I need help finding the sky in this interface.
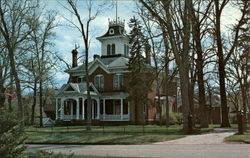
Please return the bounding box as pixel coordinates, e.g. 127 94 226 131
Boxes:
42 0 242 88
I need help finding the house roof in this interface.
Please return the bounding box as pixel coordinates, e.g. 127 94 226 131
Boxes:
96 20 127 40
65 56 129 75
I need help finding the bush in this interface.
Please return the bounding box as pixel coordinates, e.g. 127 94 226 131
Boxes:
0 109 26 158
169 112 183 125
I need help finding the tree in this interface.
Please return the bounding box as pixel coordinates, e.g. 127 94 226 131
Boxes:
0 0 39 123
139 0 193 133
65 0 106 130
21 11 57 126
0 46 9 108
128 17 153 124
188 0 214 128
213 0 249 127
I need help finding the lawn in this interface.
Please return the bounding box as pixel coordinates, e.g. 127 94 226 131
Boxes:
225 130 250 143
24 125 216 145
23 151 141 158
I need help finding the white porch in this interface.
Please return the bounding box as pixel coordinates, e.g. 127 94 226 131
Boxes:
55 97 130 122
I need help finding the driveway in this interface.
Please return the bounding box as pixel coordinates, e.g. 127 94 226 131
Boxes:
26 128 250 158
154 128 236 145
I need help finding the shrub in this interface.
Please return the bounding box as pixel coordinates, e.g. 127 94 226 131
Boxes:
169 112 183 125
0 109 26 158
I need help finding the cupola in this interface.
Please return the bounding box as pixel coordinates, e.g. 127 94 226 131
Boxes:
96 18 129 57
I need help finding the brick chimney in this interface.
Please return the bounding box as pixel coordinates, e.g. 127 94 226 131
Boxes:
72 49 78 68
145 43 151 65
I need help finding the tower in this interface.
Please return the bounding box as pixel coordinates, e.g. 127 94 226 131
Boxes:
96 18 129 57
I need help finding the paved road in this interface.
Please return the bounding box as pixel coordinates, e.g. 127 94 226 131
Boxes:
26 128 250 158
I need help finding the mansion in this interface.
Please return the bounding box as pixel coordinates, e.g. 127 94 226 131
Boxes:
56 19 139 124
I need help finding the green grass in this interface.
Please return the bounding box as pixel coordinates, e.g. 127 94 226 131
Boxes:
23 151 141 158
225 130 250 143
24 125 216 145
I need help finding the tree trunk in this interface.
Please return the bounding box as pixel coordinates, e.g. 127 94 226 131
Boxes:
189 81 195 126
189 0 208 128
39 79 43 127
8 48 23 123
31 79 37 125
85 47 92 131
165 71 170 127
215 1 230 127
180 67 191 132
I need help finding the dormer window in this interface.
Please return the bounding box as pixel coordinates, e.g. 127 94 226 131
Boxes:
109 28 114 35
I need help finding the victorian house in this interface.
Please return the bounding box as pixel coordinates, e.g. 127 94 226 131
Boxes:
55 19 132 124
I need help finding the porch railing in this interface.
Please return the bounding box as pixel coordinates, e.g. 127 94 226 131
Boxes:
100 114 129 121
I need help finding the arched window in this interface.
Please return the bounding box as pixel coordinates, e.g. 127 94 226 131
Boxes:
107 44 111 55
112 44 115 55
94 75 104 90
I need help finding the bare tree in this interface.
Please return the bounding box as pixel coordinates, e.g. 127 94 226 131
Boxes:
139 0 193 133
65 0 106 130
0 0 39 122
213 0 249 127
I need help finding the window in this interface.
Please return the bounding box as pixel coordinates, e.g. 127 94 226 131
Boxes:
94 75 104 90
112 44 115 55
114 74 123 90
124 44 127 56
107 44 111 55
127 45 129 55
109 28 114 35
124 44 129 56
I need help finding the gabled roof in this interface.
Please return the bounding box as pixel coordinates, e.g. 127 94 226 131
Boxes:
57 82 99 96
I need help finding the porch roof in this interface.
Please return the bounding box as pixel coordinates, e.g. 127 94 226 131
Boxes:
101 92 129 99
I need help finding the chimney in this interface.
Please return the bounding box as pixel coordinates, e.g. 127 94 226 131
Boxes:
145 43 151 65
93 54 100 60
72 49 78 68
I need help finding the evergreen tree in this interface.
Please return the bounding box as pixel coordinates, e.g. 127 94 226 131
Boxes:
128 17 153 124
0 109 26 158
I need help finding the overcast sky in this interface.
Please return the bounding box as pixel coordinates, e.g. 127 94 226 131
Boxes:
42 0 242 88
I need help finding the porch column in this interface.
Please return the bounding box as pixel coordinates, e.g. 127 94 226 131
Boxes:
61 99 64 120
56 98 58 120
121 99 123 120
76 98 79 120
82 97 85 120
103 99 106 120
71 101 73 119
97 99 100 119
